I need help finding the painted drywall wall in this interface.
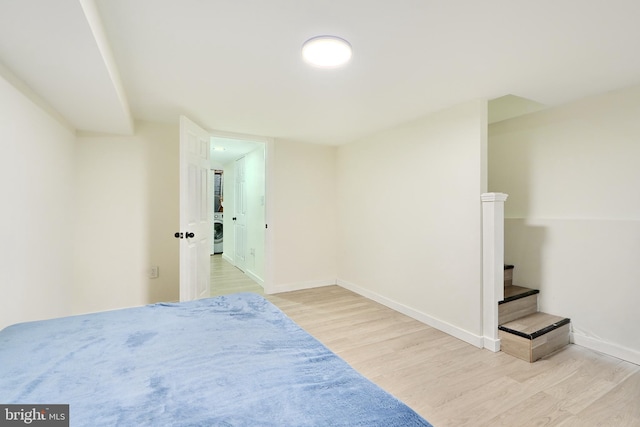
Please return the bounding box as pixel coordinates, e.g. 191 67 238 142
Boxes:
0 72 76 330
270 139 338 291
489 84 640 363
336 100 488 345
74 121 179 314
143 122 179 303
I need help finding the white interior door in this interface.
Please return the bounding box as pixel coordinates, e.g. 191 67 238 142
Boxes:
179 116 211 301
234 156 247 272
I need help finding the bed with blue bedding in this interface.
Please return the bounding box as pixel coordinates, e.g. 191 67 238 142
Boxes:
0 293 432 426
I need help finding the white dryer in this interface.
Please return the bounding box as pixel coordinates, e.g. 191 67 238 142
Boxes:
213 212 223 254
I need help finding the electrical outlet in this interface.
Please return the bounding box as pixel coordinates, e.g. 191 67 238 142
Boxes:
249 248 255 256
149 266 159 279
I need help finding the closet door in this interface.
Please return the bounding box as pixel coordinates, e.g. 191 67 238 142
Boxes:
233 156 247 272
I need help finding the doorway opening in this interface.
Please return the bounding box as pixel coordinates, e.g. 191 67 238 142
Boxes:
209 135 267 295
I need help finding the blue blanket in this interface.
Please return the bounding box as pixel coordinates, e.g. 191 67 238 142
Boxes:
0 293 432 426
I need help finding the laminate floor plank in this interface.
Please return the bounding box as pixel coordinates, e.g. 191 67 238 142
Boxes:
558 370 640 426
209 254 263 296
486 391 573 426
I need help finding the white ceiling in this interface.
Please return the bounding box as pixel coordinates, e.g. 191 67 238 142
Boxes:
1 0 640 144
210 136 263 166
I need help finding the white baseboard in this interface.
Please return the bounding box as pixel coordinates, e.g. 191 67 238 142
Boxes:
337 279 485 349
245 269 264 287
483 337 501 352
571 332 640 366
221 253 234 264
268 279 337 295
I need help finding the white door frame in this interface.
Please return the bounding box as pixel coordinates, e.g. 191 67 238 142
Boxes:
208 129 274 294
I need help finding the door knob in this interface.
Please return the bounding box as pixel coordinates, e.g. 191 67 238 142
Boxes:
186 232 195 238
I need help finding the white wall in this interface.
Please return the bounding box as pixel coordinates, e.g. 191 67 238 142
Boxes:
144 122 180 303
489 84 640 364
336 100 488 346
0 73 76 330
2 72 489 353
270 139 338 292
74 121 179 314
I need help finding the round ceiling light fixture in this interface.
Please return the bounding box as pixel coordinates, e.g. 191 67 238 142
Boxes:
302 35 352 68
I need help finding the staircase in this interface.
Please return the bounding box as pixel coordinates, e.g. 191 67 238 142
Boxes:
498 265 570 362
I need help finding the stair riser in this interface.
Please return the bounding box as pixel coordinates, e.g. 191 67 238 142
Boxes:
504 268 513 288
499 294 538 325
499 323 570 362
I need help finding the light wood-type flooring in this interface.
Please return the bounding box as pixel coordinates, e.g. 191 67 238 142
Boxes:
210 259 640 426
209 254 263 296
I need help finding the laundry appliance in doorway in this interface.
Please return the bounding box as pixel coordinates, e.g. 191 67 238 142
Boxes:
213 212 223 254
211 169 224 254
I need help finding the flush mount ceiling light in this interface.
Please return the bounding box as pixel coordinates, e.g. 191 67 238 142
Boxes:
302 35 352 68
